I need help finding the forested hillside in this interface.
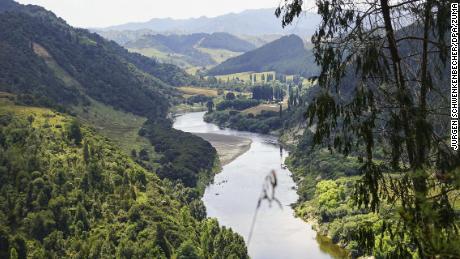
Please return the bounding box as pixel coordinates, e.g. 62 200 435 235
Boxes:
0 1 250 257
0 0 193 118
207 35 318 77
0 102 247 258
275 0 459 257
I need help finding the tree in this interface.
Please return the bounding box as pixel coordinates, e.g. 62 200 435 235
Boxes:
225 92 236 100
176 240 199 259
206 100 214 113
277 0 458 257
68 120 82 145
10 248 18 259
279 103 282 118
83 141 90 163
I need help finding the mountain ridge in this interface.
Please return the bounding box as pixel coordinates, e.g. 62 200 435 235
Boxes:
207 34 319 77
0 0 194 119
98 8 321 36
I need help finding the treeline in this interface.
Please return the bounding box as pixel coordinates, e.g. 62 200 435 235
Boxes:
207 35 318 77
252 85 285 101
186 94 213 105
0 106 248 258
205 110 282 134
216 99 260 111
140 119 218 188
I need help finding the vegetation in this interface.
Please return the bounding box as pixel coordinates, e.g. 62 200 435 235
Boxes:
252 85 275 101
278 0 459 257
0 2 251 258
205 110 282 134
198 32 256 52
0 104 248 258
124 32 255 68
140 120 218 189
177 87 218 97
216 99 260 111
207 35 318 77
0 1 193 119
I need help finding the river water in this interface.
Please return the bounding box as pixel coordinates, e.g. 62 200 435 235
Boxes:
173 112 337 259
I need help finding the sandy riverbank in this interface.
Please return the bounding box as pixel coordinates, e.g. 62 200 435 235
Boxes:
193 133 252 166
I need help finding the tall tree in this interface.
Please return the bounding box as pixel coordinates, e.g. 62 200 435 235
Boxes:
277 0 458 257
206 100 215 113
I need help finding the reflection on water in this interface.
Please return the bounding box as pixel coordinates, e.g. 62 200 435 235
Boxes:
316 234 350 258
173 112 347 259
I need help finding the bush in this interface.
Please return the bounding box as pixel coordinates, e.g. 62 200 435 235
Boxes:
216 99 260 111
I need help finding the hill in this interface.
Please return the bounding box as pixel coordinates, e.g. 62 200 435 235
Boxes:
123 32 256 68
0 0 194 119
207 34 318 77
0 101 248 258
99 8 321 36
0 1 250 257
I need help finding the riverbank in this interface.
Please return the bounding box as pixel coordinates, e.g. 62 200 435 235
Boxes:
194 132 252 166
173 112 337 259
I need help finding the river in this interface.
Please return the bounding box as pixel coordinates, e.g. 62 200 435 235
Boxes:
173 111 340 259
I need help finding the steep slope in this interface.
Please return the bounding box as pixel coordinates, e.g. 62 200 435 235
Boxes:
207 35 318 77
0 0 225 188
0 102 248 258
0 1 193 119
199 32 256 52
101 8 321 36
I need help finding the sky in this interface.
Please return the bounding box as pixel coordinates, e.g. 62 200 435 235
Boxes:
16 0 283 28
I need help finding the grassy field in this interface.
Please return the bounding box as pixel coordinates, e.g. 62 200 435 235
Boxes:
242 98 288 116
196 47 242 64
72 100 160 165
0 96 70 132
127 47 192 68
178 86 219 97
213 71 276 84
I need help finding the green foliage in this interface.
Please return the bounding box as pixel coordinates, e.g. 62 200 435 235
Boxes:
206 100 214 113
140 120 218 188
0 2 193 119
252 85 274 101
186 94 213 105
0 106 248 258
67 119 82 145
205 110 282 134
225 92 236 100
278 0 459 257
125 32 255 68
207 35 318 77
315 180 344 210
216 99 260 111
199 32 256 52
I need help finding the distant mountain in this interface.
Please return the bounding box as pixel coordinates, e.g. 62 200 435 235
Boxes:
0 0 194 118
123 32 256 68
93 29 155 45
99 8 321 36
198 32 256 52
207 35 318 77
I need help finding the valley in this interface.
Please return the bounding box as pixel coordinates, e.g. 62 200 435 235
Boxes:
1 0 459 258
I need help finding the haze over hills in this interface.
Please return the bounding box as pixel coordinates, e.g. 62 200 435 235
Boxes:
207 34 318 77
99 8 321 37
123 32 257 68
0 0 195 118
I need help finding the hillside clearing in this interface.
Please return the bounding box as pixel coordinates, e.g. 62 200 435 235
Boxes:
242 99 288 116
72 100 160 166
178 86 219 97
